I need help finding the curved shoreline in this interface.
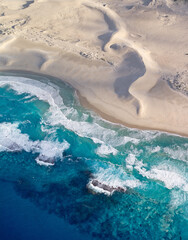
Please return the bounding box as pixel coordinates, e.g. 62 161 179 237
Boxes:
0 0 188 136
0 69 187 138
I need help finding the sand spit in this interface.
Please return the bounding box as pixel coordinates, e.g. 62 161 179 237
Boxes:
0 0 188 135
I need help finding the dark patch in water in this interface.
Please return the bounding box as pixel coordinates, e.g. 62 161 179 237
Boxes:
11 157 182 240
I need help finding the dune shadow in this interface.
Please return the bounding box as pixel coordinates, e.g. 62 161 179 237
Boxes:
98 13 117 51
22 0 34 9
114 52 146 98
142 0 152 6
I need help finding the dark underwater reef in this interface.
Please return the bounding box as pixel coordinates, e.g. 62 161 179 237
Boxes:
11 157 182 240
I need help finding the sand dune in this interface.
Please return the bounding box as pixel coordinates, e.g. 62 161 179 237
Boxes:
0 0 188 135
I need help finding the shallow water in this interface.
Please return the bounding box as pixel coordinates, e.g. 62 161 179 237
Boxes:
0 72 187 240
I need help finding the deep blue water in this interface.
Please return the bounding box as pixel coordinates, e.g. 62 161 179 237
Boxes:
0 72 187 240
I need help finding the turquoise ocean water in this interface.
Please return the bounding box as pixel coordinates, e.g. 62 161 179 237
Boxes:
0 72 187 240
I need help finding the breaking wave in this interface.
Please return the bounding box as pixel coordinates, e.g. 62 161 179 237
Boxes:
0 73 188 239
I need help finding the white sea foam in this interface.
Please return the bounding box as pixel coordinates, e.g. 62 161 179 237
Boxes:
148 169 188 191
35 140 70 159
134 160 188 192
0 122 69 165
150 146 161 153
164 146 188 162
35 158 55 166
87 181 115 196
0 76 141 156
0 122 33 152
123 136 140 145
0 145 8 152
124 151 188 192
126 154 137 171
87 165 141 195
96 144 118 156
170 190 188 207
0 76 63 107
125 152 146 171
1 75 188 199
129 129 161 142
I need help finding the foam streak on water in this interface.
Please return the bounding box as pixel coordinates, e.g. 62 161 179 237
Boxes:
0 122 69 164
0 73 188 240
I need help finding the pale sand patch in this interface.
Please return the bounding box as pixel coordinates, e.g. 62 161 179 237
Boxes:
0 0 188 135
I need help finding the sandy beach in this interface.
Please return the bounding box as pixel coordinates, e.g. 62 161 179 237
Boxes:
0 0 188 135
